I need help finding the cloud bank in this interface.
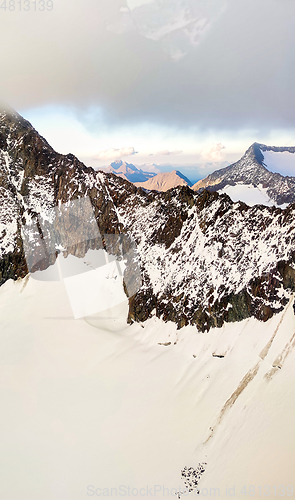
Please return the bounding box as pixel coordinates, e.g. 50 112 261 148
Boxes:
156 150 183 156
201 143 226 162
93 147 137 160
1 0 295 135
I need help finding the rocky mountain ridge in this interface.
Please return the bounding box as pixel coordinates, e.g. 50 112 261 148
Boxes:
1 108 295 331
193 142 295 206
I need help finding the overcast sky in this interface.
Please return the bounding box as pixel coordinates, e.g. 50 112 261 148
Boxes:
1 0 295 179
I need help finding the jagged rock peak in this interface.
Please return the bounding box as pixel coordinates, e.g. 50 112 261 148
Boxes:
193 142 295 206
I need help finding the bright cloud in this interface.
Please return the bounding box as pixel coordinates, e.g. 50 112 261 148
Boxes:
156 149 183 155
138 163 161 173
93 147 137 160
201 143 226 162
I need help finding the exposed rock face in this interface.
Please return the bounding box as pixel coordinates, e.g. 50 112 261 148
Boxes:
0 107 128 283
193 142 295 206
116 186 295 330
1 108 295 332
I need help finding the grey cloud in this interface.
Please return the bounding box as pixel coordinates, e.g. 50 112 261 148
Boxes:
107 0 225 60
0 0 295 134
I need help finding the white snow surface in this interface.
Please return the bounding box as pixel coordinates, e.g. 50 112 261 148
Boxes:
263 150 295 174
1 276 295 499
218 183 288 207
61 252 127 319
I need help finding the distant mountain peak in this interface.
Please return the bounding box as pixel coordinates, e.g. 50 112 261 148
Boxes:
134 169 192 192
110 160 139 172
106 160 156 183
193 142 295 206
110 159 125 169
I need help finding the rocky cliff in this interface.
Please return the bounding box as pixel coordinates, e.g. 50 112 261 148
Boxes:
1 108 295 331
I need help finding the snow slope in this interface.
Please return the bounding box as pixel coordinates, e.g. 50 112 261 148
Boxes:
1 275 295 499
218 183 288 207
263 150 295 175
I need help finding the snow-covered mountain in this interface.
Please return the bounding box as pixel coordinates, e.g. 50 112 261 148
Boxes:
2 107 295 498
105 159 157 183
134 169 192 191
193 142 295 206
1 108 295 333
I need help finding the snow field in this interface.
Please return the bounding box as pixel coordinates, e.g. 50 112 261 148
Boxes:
0 277 295 499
